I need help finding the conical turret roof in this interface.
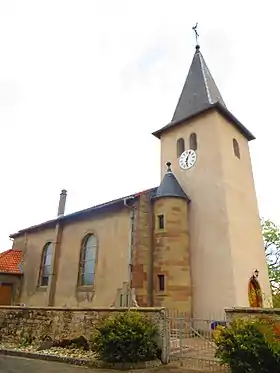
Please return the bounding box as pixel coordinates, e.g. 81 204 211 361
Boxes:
154 162 189 201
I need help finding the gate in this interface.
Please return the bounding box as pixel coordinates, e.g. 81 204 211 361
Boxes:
168 310 229 372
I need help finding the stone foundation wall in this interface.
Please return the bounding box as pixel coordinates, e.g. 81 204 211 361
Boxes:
225 307 280 322
0 306 169 363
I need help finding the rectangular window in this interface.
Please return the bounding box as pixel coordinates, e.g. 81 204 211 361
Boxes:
158 214 165 229
158 274 165 292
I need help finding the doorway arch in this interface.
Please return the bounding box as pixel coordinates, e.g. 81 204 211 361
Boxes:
248 276 263 308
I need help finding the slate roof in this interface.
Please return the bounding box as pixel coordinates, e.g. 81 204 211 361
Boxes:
10 187 158 238
154 162 189 201
0 249 23 274
152 46 255 141
172 45 226 122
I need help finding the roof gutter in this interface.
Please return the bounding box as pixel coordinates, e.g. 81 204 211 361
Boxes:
9 193 145 239
152 104 255 141
0 272 23 276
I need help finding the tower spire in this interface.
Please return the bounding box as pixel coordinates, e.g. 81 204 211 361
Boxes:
171 40 226 124
152 33 255 141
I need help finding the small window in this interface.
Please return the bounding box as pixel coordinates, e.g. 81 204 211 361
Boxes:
190 133 197 150
177 138 185 157
157 214 165 229
39 242 53 287
233 138 240 159
79 234 98 286
158 274 165 292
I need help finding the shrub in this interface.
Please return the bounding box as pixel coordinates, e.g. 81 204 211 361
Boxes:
214 317 280 373
91 311 160 363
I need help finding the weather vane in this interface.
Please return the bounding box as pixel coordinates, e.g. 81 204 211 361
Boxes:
192 23 199 47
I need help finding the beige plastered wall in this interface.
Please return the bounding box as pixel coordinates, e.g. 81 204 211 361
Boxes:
217 114 272 307
12 207 131 307
160 109 271 318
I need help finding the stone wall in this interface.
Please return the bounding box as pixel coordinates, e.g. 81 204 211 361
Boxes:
0 306 170 363
153 197 191 314
225 307 280 322
132 193 153 307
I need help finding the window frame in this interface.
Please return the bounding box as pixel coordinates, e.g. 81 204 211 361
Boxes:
78 233 98 287
157 214 165 230
176 138 185 158
233 138 240 159
39 242 53 287
157 274 165 292
189 133 197 151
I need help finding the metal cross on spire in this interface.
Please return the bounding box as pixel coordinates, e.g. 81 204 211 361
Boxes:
192 23 199 47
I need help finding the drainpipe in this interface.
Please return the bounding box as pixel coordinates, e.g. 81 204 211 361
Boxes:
147 198 154 306
123 196 135 286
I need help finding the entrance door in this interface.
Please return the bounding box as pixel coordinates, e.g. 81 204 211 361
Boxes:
0 284 13 305
249 277 263 308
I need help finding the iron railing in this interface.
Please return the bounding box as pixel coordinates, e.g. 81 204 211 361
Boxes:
168 310 229 372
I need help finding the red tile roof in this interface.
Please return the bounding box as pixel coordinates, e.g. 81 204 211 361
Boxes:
0 249 23 274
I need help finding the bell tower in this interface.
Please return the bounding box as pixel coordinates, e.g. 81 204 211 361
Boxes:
152 43 272 318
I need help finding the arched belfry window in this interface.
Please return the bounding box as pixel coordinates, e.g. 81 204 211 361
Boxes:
39 242 53 286
190 133 197 151
177 138 185 157
78 234 97 286
233 138 240 159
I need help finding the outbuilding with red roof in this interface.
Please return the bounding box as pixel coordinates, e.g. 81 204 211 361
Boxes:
0 249 23 305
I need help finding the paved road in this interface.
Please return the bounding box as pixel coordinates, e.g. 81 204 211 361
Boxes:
0 355 221 373
0 355 92 373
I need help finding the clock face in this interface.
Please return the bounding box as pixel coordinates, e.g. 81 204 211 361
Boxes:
179 149 197 170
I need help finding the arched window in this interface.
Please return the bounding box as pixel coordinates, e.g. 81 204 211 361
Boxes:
79 234 97 286
39 242 53 286
190 133 197 151
248 277 263 308
233 138 240 159
177 138 185 157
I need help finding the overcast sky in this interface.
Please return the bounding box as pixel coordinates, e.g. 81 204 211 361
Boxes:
0 1 279 251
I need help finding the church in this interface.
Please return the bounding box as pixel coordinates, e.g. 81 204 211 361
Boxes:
0 42 272 317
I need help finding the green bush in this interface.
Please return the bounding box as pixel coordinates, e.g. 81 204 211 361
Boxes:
214 317 280 373
91 311 160 363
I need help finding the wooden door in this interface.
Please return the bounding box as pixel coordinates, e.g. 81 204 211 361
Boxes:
0 284 13 305
249 278 263 308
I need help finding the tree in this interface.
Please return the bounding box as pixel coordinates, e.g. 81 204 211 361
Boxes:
261 218 280 307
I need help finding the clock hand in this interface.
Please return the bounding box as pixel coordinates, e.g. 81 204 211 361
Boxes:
185 154 190 166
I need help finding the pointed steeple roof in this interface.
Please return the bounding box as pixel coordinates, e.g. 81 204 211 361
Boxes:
172 45 226 123
152 46 255 141
154 162 189 201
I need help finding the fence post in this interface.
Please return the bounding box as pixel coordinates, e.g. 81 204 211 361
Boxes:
179 313 183 354
160 308 170 364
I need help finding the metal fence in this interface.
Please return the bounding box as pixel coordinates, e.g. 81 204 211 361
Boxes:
168 310 229 372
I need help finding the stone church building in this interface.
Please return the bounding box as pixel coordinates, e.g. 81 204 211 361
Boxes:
2 43 272 317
